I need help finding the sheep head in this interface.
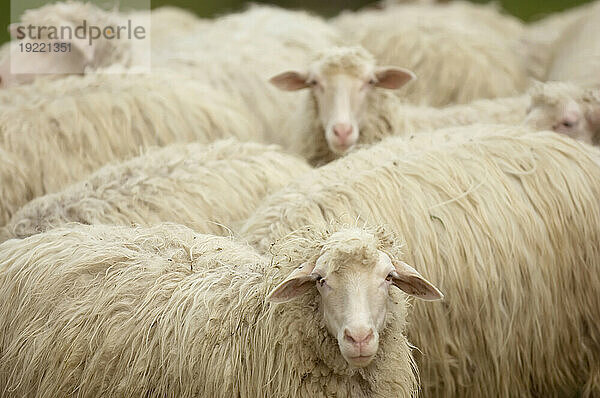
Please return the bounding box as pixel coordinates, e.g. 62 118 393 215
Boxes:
270 46 415 155
267 227 442 368
524 81 600 145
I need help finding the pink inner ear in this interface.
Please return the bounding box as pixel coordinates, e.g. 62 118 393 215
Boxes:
391 260 443 301
267 274 317 303
269 71 309 91
393 274 444 301
267 262 317 303
375 68 415 90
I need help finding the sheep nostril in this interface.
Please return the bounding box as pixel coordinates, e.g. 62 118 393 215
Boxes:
344 329 374 345
333 124 353 140
344 329 356 343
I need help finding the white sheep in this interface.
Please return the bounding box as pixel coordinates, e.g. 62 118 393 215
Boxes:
0 140 311 242
0 72 264 226
0 223 442 397
270 46 600 164
239 126 600 397
1 2 342 147
331 1 528 106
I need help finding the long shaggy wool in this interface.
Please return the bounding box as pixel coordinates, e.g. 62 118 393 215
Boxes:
240 126 600 397
333 1 528 106
0 72 263 226
0 140 311 242
0 223 419 397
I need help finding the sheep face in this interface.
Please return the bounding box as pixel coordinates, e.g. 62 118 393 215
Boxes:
524 83 600 145
270 47 415 155
267 228 442 368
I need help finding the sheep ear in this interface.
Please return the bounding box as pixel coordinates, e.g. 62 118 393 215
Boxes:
391 261 443 301
269 71 310 91
374 67 415 89
267 262 318 303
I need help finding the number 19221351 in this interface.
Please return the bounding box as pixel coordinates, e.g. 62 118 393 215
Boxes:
18 42 72 53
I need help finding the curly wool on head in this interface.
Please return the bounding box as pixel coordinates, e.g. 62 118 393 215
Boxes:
269 222 405 274
311 46 376 78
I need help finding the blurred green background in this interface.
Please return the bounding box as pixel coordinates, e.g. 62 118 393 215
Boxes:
0 0 594 44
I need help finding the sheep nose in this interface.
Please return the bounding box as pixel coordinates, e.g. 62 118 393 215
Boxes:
333 123 353 142
344 328 374 346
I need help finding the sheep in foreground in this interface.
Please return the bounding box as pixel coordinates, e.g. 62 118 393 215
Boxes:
271 47 600 164
332 2 528 106
240 126 600 397
0 72 263 226
0 223 442 397
0 140 311 242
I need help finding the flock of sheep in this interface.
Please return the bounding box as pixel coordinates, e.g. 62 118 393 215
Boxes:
0 0 599 396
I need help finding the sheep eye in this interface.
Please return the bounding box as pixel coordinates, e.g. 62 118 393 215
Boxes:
562 120 575 128
316 276 326 287
308 80 318 87
368 79 376 86
385 272 394 282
